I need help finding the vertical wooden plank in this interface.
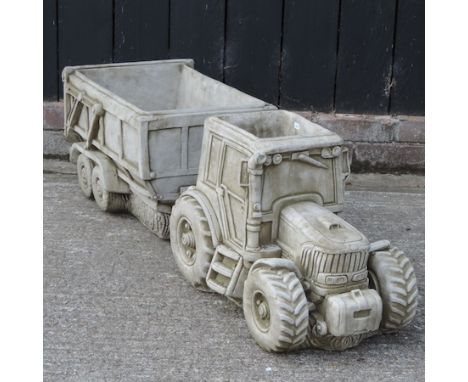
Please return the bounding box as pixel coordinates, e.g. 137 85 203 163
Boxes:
280 0 340 111
224 0 283 104
114 0 170 63
170 0 225 81
44 0 58 100
335 0 397 114
390 0 424 115
58 0 114 98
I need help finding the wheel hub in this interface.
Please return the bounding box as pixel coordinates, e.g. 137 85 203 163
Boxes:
181 229 196 248
257 302 268 319
253 291 270 331
178 219 196 265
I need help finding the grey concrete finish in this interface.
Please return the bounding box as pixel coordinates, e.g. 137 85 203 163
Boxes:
44 162 424 381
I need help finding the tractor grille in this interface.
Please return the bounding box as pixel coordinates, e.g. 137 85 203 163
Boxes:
300 247 368 280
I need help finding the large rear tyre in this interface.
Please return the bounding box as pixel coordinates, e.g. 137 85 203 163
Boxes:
243 269 309 352
368 247 418 331
77 154 93 199
91 167 127 213
169 196 214 289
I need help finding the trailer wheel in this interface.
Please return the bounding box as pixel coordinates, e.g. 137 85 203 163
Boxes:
77 154 93 199
243 268 309 352
368 247 418 331
170 196 214 289
91 167 126 213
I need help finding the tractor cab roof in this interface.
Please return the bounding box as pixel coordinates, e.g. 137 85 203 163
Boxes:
206 110 343 154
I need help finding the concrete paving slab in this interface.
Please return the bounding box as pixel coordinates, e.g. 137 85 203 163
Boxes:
44 168 424 382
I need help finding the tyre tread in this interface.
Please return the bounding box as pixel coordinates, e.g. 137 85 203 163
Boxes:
369 247 418 331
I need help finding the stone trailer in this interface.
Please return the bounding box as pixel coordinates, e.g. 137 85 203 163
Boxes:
63 59 275 238
64 60 418 353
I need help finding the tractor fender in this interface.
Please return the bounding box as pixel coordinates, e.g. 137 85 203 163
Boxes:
70 143 130 194
248 258 303 280
180 187 221 247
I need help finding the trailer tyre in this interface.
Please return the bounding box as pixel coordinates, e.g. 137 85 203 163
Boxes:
368 247 418 331
91 167 127 213
170 196 214 289
77 154 94 199
243 269 309 352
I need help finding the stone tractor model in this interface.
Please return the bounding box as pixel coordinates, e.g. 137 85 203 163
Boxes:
170 111 418 352
64 60 418 353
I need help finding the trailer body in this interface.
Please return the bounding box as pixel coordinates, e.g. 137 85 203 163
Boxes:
64 59 276 206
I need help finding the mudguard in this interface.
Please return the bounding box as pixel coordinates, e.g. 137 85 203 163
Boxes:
248 258 303 280
181 187 222 247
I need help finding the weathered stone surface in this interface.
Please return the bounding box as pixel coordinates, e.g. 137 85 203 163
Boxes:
43 101 64 130
349 143 425 174
44 169 424 381
346 173 424 193
310 113 398 143
396 116 425 143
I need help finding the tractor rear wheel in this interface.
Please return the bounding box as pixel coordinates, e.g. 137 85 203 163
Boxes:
77 154 93 199
368 247 418 331
243 268 309 352
91 167 127 213
170 196 214 290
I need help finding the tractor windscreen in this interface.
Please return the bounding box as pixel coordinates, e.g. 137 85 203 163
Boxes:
260 156 340 213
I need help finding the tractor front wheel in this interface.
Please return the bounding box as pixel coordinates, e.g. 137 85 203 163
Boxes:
368 247 418 331
243 268 309 352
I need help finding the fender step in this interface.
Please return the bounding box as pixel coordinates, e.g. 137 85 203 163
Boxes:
206 245 244 297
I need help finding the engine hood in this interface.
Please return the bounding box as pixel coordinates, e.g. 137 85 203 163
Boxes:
278 201 369 253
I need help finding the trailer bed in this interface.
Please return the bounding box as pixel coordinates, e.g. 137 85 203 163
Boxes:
63 59 276 203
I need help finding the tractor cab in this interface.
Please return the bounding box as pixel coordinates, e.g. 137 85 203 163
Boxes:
195 110 350 259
